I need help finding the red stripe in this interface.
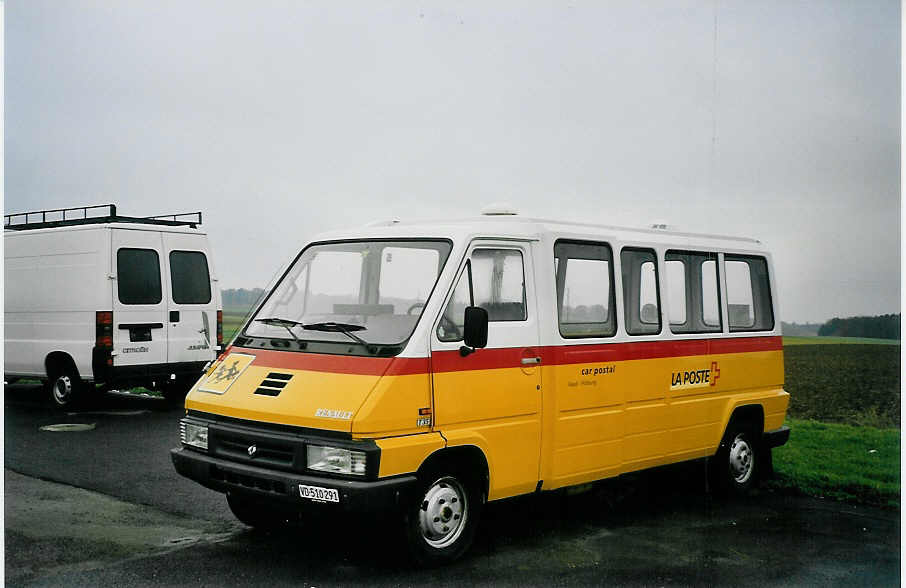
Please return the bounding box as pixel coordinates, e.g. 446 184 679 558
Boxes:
228 336 782 376
229 347 428 376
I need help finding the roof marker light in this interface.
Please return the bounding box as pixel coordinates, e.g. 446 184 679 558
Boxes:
481 203 519 216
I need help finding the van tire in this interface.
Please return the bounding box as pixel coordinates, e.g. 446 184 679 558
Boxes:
710 424 759 495
46 361 82 409
162 377 193 404
226 494 294 530
404 466 482 567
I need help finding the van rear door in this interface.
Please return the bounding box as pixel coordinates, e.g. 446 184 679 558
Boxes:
162 233 217 365
111 229 168 370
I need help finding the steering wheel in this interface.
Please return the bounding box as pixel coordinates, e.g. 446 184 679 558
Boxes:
407 302 426 315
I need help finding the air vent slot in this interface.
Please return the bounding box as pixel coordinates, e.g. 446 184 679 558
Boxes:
254 372 292 396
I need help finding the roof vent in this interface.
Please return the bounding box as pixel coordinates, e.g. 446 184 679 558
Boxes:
481 203 519 216
364 218 401 227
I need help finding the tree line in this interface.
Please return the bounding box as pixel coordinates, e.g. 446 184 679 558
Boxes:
817 314 900 340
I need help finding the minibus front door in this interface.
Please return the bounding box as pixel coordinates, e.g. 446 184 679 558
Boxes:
431 242 542 500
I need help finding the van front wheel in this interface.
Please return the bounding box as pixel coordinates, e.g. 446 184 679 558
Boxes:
405 469 482 566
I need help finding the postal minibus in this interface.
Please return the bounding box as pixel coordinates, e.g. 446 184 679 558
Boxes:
171 211 790 565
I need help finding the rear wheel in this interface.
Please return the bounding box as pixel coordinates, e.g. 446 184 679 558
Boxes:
227 494 295 530
711 424 759 495
46 362 83 409
404 467 482 567
162 377 194 404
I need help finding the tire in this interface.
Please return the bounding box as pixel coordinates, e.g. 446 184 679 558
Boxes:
162 377 194 405
711 424 759 495
404 467 482 567
46 361 83 409
227 494 294 530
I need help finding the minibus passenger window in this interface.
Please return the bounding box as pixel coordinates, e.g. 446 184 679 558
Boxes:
726 255 774 331
621 248 660 335
666 251 722 334
701 260 720 327
726 260 754 328
666 260 687 326
471 249 526 321
117 248 162 305
554 241 616 338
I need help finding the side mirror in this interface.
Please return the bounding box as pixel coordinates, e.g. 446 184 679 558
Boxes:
461 306 488 356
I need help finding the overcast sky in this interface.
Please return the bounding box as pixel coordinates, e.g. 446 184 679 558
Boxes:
5 1 900 323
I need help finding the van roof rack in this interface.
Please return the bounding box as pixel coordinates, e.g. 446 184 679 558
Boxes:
4 204 203 231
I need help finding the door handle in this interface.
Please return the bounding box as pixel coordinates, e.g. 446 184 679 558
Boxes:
521 357 541 365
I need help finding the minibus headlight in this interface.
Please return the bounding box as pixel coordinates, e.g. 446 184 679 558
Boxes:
180 420 208 451
307 445 366 476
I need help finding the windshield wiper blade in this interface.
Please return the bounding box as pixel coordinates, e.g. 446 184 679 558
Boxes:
302 322 371 348
254 317 304 346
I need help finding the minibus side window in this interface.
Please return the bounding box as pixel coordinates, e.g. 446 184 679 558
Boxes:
117 248 162 305
726 255 774 331
437 261 473 342
621 248 661 335
666 250 722 334
471 249 527 321
554 241 616 338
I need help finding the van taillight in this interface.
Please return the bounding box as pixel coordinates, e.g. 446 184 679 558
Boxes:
96 311 113 349
217 310 223 346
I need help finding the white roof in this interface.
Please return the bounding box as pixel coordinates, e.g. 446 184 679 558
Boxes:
310 214 768 254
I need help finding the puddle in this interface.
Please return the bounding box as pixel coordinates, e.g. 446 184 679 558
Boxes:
40 423 97 432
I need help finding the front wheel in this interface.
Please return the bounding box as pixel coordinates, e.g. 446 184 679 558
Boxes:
404 469 482 567
711 426 759 495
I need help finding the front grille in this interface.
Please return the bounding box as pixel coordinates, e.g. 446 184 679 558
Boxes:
216 433 295 468
255 372 292 396
211 466 287 495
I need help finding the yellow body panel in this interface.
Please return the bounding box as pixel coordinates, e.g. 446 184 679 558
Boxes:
188 341 788 502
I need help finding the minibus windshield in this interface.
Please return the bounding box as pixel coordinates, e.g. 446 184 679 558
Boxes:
243 240 452 353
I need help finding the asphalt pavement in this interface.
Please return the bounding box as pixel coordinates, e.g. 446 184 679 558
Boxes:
5 382 901 586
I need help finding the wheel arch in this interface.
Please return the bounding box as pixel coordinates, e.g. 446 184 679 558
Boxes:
45 351 80 380
418 444 490 501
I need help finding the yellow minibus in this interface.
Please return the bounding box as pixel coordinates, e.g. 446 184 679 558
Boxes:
172 211 789 565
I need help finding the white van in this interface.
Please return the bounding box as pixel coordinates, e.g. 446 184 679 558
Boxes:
4 205 223 407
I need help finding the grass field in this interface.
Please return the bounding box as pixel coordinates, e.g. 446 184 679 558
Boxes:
768 418 900 509
783 335 900 345
783 343 900 428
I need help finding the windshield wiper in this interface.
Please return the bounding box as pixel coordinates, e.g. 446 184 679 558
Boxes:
254 317 304 346
302 322 372 348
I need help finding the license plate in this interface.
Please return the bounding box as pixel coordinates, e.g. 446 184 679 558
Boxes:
298 484 339 503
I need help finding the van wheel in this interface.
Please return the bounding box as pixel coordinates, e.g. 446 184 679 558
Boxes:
47 363 82 409
711 425 759 495
162 378 193 404
227 494 294 530
404 468 482 566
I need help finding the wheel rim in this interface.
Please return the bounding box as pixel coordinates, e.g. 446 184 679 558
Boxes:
418 476 468 549
52 375 73 405
728 433 754 484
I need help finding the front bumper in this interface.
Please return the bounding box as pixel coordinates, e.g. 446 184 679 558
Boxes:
171 447 417 513
762 425 791 448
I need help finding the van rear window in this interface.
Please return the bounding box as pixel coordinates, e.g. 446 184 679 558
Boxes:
170 251 212 304
117 248 162 305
